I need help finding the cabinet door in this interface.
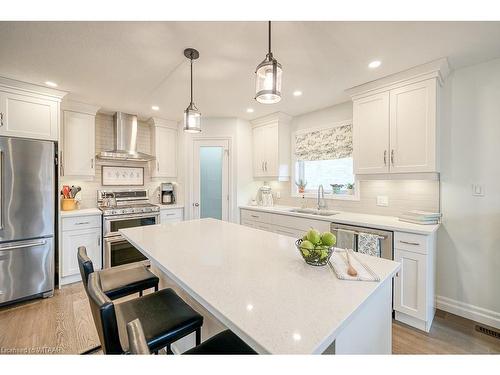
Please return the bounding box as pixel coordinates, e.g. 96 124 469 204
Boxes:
353 92 390 174
252 126 265 177
262 123 279 176
152 127 177 178
62 228 101 278
63 111 95 177
0 91 58 140
393 248 427 320
389 79 437 173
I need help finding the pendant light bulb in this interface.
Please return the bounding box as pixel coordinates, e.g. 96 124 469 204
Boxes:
255 21 282 104
183 48 201 133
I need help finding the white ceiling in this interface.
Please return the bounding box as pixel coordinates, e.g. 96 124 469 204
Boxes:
1 21 500 121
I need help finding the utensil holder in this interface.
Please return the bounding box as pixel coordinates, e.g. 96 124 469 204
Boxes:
61 198 77 211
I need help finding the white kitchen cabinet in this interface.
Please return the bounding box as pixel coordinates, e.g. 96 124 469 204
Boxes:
149 117 178 178
352 92 390 174
348 59 449 175
0 77 65 141
60 212 102 286
251 112 291 180
61 101 100 177
393 231 436 332
160 207 184 224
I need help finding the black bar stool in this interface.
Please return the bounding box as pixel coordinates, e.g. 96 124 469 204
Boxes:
127 318 256 355
78 246 159 300
86 271 203 354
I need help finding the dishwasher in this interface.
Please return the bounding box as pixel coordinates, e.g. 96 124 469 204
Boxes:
330 222 394 260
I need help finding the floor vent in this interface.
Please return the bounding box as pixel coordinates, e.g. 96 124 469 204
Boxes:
475 324 500 339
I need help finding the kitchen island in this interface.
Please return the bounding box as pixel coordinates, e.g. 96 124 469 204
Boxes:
120 218 400 354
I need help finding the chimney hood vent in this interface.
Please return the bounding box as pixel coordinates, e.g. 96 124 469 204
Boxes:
98 112 155 162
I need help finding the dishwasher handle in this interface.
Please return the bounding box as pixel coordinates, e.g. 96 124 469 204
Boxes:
336 227 387 240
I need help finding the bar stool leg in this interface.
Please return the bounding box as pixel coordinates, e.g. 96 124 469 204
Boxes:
154 285 159 292
195 328 201 346
166 344 173 354
139 290 143 297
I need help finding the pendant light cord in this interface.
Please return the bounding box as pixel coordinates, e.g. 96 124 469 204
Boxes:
268 21 271 55
190 55 194 104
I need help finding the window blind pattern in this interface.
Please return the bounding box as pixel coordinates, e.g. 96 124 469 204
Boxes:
294 124 353 161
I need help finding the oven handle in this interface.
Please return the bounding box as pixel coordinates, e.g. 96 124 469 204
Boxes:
103 213 160 222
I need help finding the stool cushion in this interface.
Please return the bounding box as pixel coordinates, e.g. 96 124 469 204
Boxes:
116 288 203 352
99 264 159 300
185 330 256 355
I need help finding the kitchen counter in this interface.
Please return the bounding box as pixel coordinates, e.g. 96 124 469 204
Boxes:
239 205 439 235
156 204 184 210
60 208 102 217
120 218 400 354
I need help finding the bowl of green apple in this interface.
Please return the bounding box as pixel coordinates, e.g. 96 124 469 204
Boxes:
296 229 336 266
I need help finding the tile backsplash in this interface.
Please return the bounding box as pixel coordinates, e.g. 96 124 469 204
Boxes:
268 179 440 217
61 113 178 208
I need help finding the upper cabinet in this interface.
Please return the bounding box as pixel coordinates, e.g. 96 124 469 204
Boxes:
149 117 178 178
61 101 100 178
0 77 66 141
347 58 449 175
251 112 291 180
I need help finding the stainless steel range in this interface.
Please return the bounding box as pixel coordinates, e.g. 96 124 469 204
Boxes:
98 189 160 268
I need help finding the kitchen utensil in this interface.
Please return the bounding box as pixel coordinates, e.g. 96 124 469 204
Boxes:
62 185 70 199
345 250 358 277
70 186 78 199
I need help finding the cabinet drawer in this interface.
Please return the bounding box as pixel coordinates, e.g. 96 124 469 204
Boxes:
160 209 183 220
240 209 272 224
271 214 330 233
62 215 101 231
394 232 428 254
273 226 303 238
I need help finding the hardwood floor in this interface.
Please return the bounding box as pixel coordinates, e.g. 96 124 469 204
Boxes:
0 282 499 354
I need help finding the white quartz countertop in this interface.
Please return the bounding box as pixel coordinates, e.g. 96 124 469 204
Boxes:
60 208 102 217
239 205 439 235
120 218 400 354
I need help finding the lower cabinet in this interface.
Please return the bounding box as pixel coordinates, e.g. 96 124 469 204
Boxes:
160 208 184 224
60 213 102 286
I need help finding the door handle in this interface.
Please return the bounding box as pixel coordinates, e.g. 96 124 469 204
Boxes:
391 149 395 165
384 150 387 166
193 203 199 207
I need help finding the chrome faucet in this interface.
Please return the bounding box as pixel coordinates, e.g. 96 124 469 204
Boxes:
317 185 327 210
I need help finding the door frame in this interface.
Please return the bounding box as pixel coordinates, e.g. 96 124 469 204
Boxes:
189 137 233 222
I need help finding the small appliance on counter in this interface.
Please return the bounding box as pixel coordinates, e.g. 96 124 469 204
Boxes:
259 185 274 207
161 182 176 205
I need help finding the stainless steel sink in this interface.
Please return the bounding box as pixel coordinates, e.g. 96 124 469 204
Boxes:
289 208 340 217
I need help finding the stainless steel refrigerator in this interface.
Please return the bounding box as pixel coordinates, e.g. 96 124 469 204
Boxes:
0 136 55 305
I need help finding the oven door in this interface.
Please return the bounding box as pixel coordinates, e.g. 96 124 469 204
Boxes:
103 213 159 237
104 235 148 268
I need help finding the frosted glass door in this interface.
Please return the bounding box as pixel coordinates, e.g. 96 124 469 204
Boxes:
200 147 223 219
192 139 229 221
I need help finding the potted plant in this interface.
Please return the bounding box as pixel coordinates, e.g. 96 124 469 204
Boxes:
295 179 307 194
330 184 344 194
346 183 355 195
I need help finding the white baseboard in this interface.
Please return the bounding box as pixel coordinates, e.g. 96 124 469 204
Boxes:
436 295 500 329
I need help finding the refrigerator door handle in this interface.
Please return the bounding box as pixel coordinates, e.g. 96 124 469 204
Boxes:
0 239 47 251
0 149 2 230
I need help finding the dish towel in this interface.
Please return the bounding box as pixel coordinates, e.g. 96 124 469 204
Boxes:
329 248 380 282
357 233 381 257
336 229 355 250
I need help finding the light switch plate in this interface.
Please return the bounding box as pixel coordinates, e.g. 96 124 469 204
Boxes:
376 195 389 207
472 184 485 197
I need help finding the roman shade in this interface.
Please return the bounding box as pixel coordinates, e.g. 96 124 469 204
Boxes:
294 123 353 161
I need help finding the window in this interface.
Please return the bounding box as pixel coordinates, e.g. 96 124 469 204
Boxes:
293 122 357 199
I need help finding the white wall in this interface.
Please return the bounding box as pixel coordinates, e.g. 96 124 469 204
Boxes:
437 57 500 327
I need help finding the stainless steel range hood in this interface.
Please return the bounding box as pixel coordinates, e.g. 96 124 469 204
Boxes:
98 112 155 162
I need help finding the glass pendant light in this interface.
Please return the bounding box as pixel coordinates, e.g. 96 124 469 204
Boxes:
255 21 282 104
183 48 201 133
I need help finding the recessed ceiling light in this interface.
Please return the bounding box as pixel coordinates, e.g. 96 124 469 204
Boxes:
293 90 303 97
246 108 254 113
368 60 381 69
45 81 58 87
151 105 159 111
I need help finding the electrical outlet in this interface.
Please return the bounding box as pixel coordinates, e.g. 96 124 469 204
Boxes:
376 195 389 207
472 184 485 197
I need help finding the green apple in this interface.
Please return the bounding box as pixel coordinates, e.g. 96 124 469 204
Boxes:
306 229 321 245
319 249 329 260
321 232 336 247
300 240 314 251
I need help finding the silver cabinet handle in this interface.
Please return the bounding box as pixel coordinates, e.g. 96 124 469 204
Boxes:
164 213 177 216
97 236 101 246
60 151 64 176
384 150 387 166
399 240 420 246
391 149 395 165
91 158 94 169
74 221 90 225
0 112 4 127
265 161 267 171
157 161 160 172
250 214 259 218
261 162 264 171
